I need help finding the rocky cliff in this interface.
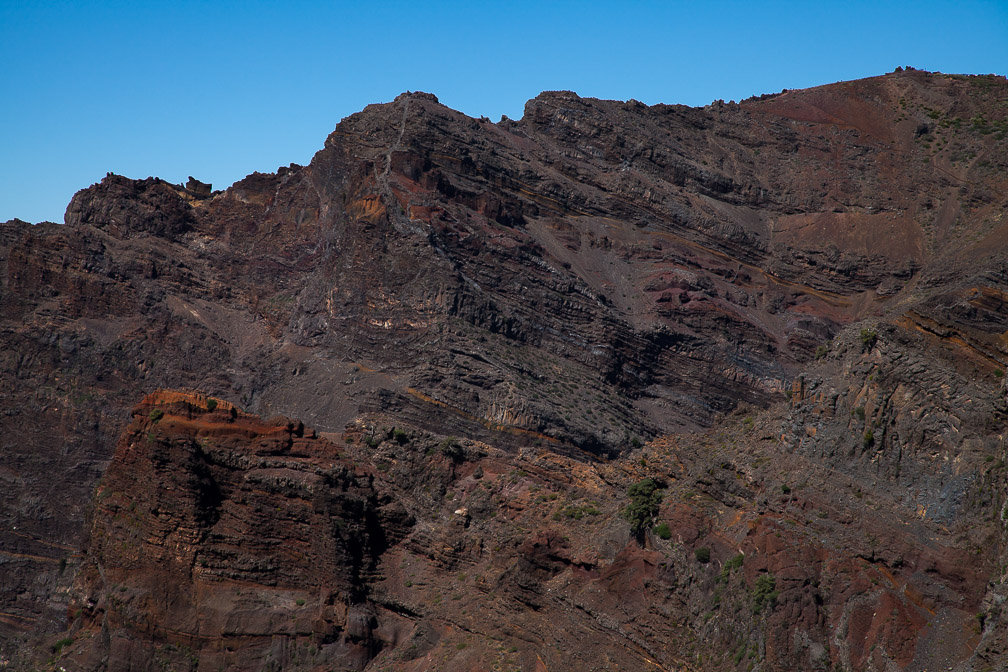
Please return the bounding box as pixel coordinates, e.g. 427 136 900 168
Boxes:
65 391 411 670
2 68 1008 670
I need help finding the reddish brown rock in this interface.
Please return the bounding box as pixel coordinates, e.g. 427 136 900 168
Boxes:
63 391 412 671
3 69 1008 671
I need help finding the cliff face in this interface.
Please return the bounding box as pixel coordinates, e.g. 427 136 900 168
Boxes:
2 68 1008 670
58 380 1008 672
66 392 411 671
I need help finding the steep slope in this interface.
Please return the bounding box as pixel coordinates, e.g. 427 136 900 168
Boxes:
62 392 411 671
49 369 1008 672
2 68 1008 670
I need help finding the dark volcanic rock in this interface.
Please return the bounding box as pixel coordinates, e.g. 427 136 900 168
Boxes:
64 174 195 239
3 69 1008 671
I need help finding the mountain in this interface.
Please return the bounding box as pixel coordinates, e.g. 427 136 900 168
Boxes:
2 67 1007 670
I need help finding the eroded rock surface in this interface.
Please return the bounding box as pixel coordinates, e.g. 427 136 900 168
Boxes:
66 391 411 671
3 69 1008 670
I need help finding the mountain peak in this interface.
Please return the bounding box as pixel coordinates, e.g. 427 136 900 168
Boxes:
5 70 1008 671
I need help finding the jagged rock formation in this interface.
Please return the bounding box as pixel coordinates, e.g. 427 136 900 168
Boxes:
2 68 1008 670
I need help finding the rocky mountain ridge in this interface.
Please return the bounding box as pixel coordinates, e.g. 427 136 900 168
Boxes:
2 68 1008 670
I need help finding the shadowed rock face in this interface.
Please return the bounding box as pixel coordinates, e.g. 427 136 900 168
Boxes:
2 69 1008 670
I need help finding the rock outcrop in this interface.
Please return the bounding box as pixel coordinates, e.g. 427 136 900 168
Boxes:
3 69 1008 670
64 391 412 671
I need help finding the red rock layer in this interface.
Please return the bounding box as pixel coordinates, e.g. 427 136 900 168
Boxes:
67 391 411 671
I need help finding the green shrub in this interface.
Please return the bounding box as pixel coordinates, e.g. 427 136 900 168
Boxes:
721 552 744 581
654 522 672 539
295 598 306 606
815 344 829 360
52 636 73 653
392 428 409 445
206 398 218 412
149 409 164 423
733 641 746 664
854 406 866 421
695 546 711 563
780 484 791 495
555 503 600 520
623 477 665 539
863 430 875 449
860 328 877 351
440 438 464 461
751 573 779 614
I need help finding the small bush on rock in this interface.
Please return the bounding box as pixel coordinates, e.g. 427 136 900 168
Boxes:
751 573 779 614
624 477 665 540
440 438 464 461
860 328 877 351
721 552 744 581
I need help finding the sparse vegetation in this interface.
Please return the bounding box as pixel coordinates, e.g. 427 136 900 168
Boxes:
751 573 779 614
860 329 877 351
13 70 1008 671
623 477 665 539
440 437 464 461
733 641 747 664
555 502 600 520
721 552 744 581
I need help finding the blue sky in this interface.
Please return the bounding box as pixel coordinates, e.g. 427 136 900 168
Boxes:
2 1 1006 224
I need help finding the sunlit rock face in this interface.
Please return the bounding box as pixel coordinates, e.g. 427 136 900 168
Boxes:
4 69 1008 671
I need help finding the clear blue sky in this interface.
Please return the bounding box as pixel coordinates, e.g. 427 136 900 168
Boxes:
2 1 1006 223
